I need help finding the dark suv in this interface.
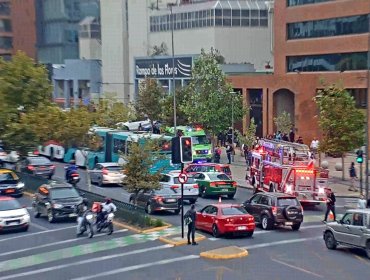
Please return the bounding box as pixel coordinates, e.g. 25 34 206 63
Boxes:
242 193 303 231
32 183 83 223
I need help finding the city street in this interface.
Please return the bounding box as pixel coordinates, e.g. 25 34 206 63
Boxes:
1 196 369 279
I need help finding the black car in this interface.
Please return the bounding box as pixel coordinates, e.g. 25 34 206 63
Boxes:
129 188 181 215
242 193 303 231
32 183 83 223
0 168 25 197
20 156 55 179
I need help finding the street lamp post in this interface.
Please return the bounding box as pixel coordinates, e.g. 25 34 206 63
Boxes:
169 3 176 133
231 92 236 162
366 15 370 200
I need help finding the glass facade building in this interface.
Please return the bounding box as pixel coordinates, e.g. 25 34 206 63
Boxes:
150 0 268 32
35 0 99 64
287 0 332 6
0 0 11 60
288 14 369 39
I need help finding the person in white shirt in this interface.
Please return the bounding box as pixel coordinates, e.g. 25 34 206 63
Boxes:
310 137 319 157
357 195 367 209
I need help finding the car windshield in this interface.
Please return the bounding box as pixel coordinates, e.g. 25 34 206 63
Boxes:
208 173 230 181
105 166 122 172
277 198 299 207
174 177 196 184
0 172 18 183
221 207 247 215
192 135 210 145
29 157 50 165
154 188 177 195
50 188 80 199
0 199 21 211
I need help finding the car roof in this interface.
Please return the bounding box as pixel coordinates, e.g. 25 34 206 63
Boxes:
42 182 74 189
206 203 243 208
347 209 370 214
188 163 229 167
198 172 225 175
98 162 120 167
257 192 297 198
0 196 14 201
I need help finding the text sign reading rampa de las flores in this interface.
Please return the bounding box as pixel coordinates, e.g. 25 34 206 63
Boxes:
135 56 193 79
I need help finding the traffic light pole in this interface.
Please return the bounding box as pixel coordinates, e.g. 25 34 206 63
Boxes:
360 162 363 195
181 162 184 238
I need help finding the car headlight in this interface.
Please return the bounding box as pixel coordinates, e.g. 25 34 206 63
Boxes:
16 182 25 189
318 187 325 194
22 214 30 222
52 203 63 209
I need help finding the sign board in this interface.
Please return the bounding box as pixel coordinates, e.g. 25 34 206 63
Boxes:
135 56 193 79
178 173 188 184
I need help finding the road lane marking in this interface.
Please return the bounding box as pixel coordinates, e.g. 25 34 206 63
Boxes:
71 255 200 280
271 258 324 278
0 244 173 280
30 223 49 231
0 227 181 273
0 229 128 257
0 225 77 243
243 236 322 250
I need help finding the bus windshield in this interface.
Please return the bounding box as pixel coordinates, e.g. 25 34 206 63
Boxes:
192 135 210 145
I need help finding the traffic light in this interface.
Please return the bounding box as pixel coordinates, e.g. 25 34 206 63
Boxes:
171 137 181 164
180 136 193 163
356 149 363 163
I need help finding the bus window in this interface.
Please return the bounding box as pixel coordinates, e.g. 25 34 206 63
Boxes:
113 139 126 154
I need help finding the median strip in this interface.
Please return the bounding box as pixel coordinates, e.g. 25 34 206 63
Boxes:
200 246 248 260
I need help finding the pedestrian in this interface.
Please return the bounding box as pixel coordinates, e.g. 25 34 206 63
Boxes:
243 144 249 162
184 204 197 245
227 128 233 144
296 136 304 144
357 194 367 209
289 129 295 143
217 132 223 147
138 123 143 131
214 146 221 163
282 133 289 141
76 198 88 236
323 188 336 222
226 142 233 164
349 162 358 192
310 137 319 157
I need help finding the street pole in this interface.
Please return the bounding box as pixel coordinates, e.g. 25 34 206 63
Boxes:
181 162 184 238
366 16 370 200
169 4 176 133
231 92 235 162
360 161 363 195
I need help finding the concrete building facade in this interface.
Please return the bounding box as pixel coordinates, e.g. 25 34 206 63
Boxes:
228 0 370 143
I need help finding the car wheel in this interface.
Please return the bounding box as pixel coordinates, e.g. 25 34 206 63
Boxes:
23 225 29 232
212 224 220 238
291 223 301 231
145 203 153 214
245 231 253 238
365 241 370 259
33 206 40 218
189 199 197 204
261 215 274 230
200 189 207 199
227 193 235 199
47 210 55 223
174 209 180 215
324 231 337 250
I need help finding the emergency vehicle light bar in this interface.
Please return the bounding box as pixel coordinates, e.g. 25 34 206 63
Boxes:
295 169 314 174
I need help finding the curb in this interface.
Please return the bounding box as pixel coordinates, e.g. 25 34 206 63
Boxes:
200 246 248 260
159 233 206 247
141 224 171 234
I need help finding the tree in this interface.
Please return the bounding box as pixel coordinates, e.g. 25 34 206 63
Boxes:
273 111 293 134
314 84 365 180
181 48 245 137
134 78 166 131
237 118 257 149
123 139 164 203
0 51 52 134
150 42 168 56
160 88 188 126
92 98 133 128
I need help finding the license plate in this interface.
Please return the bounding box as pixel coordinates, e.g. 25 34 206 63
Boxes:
69 213 77 217
7 222 19 226
238 226 247 230
221 189 229 192
285 222 293 226
166 199 176 203
5 189 15 194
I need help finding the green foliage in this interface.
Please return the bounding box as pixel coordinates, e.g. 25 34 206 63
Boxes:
273 111 293 134
181 48 245 136
161 88 189 126
93 98 133 128
123 139 164 199
0 52 52 134
150 42 168 56
237 118 257 148
314 85 365 156
150 218 164 227
135 78 166 130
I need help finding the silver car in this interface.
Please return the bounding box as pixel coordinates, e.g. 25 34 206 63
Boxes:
89 163 126 187
159 172 199 204
323 209 370 259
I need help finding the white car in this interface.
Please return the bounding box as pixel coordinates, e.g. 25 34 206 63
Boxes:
159 172 199 204
116 119 151 131
0 147 7 161
0 196 30 232
89 162 126 187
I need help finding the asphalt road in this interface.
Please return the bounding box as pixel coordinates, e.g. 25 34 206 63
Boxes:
1 195 369 280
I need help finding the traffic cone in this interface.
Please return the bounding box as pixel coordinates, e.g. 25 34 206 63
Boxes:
218 196 222 204
329 210 334 221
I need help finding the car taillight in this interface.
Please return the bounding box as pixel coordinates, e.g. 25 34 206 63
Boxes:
153 195 163 202
50 165 55 169
232 182 237 187
272 206 278 216
193 184 199 189
27 165 35 171
247 216 254 222
210 182 217 187
170 185 179 190
102 168 108 175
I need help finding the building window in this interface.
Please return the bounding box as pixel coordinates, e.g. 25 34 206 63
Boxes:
287 52 368 72
347 89 367 109
0 19 11 32
288 14 369 39
0 2 10 16
287 0 332 6
0 36 12 49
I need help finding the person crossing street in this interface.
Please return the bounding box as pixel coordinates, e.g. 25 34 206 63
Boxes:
323 188 336 222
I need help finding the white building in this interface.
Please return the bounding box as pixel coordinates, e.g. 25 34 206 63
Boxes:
100 0 273 103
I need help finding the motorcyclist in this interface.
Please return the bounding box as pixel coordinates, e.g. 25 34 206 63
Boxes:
65 160 78 181
76 198 89 237
97 197 117 225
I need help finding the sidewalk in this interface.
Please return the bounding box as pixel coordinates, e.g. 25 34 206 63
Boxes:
219 148 364 198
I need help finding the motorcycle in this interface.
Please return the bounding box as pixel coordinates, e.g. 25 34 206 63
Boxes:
79 210 94 238
65 166 80 186
96 212 114 235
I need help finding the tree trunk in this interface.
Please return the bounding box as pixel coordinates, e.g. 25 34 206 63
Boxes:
341 155 345 181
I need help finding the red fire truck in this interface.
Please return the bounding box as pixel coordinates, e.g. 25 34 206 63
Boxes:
248 139 328 204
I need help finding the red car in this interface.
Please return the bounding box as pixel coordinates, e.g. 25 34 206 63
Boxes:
184 163 232 178
195 203 255 238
